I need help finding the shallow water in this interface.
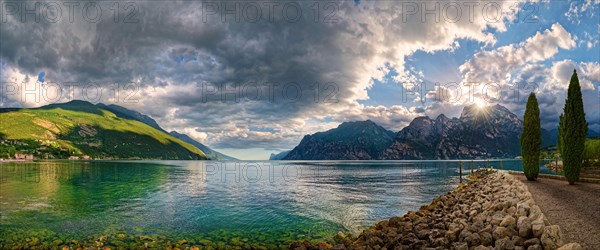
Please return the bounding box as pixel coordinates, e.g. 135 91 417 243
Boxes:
0 160 546 247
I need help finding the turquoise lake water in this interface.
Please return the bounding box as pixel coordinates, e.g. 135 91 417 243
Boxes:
0 160 548 248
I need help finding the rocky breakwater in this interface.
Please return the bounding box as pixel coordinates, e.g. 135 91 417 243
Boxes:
291 170 583 250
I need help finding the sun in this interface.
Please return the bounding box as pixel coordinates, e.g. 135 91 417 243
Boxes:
473 98 487 109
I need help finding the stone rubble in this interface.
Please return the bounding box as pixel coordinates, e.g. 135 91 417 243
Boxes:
291 170 584 250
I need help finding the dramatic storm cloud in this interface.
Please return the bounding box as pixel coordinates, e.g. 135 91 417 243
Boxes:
1 0 598 159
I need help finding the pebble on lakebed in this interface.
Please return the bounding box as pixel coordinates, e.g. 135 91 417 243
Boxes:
291 169 584 250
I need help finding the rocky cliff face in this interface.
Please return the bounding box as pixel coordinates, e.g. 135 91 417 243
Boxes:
382 104 523 159
283 120 396 160
283 104 551 160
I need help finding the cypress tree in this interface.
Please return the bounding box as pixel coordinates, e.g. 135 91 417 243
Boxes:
560 69 588 184
558 114 564 154
521 93 541 180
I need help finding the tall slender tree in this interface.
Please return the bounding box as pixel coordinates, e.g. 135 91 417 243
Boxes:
558 114 565 154
521 93 541 180
559 69 588 184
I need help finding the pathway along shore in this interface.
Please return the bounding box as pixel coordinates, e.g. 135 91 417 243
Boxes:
518 176 600 249
292 170 583 250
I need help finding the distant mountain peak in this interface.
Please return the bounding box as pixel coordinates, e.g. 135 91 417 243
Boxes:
339 119 377 127
460 103 516 120
64 100 95 105
43 99 103 115
409 116 433 127
435 114 448 121
283 119 396 160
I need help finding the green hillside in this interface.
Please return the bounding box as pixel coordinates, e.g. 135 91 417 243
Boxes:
0 101 206 160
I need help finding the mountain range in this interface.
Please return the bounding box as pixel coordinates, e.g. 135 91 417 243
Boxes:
283 120 397 160
2 101 593 161
0 100 235 160
282 104 569 160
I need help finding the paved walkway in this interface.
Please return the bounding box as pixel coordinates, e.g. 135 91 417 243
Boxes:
519 176 600 250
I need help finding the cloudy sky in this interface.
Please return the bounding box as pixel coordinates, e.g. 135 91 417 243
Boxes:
1 0 599 159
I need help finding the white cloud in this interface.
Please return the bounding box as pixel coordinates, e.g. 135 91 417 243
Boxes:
7 1 599 154
460 23 575 85
180 128 208 143
566 0 600 23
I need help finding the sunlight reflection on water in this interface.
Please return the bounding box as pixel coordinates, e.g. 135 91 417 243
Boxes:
0 160 541 243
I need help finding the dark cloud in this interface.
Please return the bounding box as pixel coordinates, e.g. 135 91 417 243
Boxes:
2 0 597 152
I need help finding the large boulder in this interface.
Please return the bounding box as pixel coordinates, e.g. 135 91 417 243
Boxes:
517 216 533 238
531 219 545 238
528 205 543 221
452 242 469 250
494 237 515 250
527 244 542 250
464 232 481 246
523 238 541 248
540 225 564 250
500 215 517 229
480 232 493 246
516 202 531 217
414 223 430 240
493 226 515 241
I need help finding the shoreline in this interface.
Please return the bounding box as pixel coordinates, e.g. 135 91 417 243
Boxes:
0 159 33 163
293 169 582 250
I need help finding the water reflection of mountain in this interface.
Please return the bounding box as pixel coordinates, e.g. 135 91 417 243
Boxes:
0 161 169 237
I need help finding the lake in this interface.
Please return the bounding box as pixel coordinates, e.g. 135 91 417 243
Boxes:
0 160 547 248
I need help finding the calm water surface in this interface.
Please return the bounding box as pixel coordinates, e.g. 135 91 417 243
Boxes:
0 160 544 246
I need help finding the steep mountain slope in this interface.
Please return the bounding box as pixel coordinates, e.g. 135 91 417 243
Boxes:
96 103 234 160
269 150 291 160
96 103 166 132
0 100 206 160
382 104 523 159
283 120 396 160
169 131 237 160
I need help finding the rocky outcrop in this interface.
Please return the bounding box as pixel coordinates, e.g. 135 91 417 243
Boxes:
291 170 580 250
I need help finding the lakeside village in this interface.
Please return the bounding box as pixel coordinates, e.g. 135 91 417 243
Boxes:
0 139 92 161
